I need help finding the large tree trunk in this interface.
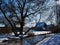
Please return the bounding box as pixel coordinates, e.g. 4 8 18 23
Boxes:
20 20 24 35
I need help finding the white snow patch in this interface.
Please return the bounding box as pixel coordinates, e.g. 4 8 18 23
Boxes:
0 38 8 42
33 31 51 35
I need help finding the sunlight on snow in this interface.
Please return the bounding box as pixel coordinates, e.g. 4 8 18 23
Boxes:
33 31 51 35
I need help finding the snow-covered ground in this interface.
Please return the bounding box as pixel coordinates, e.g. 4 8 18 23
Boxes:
36 33 60 45
0 34 9 42
0 33 60 45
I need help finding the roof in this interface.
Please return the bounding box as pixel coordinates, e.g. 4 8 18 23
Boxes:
34 22 47 31
36 22 47 27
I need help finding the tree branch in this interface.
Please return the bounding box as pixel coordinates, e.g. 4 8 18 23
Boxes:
24 15 41 35
0 8 15 32
5 3 21 25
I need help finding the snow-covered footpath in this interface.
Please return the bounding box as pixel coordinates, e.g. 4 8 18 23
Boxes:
36 33 60 45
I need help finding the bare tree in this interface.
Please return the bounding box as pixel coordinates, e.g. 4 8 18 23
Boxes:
0 0 47 36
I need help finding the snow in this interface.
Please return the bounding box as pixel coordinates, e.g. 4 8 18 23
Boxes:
36 34 60 45
25 35 45 45
0 38 8 42
0 33 60 45
32 31 51 35
0 34 9 42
